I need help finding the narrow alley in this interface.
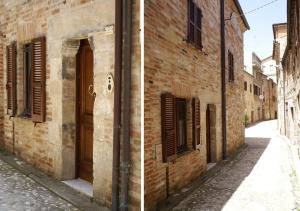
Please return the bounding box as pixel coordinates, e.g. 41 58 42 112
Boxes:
172 120 300 211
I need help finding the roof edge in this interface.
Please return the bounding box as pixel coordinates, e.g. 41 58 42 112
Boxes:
233 0 250 30
272 22 287 39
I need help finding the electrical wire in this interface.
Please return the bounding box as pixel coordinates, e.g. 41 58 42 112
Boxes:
241 0 280 17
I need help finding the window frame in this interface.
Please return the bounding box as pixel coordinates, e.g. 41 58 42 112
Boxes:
175 98 188 154
187 0 203 50
22 43 32 118
228 51 234 82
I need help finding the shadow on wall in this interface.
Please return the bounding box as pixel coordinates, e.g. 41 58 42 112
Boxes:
162 137 271 211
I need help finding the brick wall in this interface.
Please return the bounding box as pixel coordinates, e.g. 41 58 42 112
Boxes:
244 71 255 124
244 69 278 126
144 0 247 209
225 0 246 154
0 0 141 210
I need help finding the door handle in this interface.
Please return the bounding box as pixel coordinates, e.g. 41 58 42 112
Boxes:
88 84 96 98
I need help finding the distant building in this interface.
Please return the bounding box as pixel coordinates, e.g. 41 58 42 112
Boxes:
261 56 277 83
243 53 277 125
272 22 288 135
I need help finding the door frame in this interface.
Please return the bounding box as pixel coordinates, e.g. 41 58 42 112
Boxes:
75 39 94 180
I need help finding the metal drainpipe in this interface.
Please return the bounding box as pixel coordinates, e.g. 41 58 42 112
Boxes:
283 67 286 135
12 118 15 154
120 0 132 210
112 0 123 210
220 0 227 159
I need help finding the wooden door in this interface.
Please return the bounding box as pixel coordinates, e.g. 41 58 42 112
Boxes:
251 111 254 122
76 39 94 183
206 106 211 163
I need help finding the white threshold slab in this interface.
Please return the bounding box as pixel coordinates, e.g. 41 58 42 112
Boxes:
207 162 217 170
62 179 93 197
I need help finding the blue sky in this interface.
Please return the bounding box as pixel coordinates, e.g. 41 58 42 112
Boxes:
239 0 287 69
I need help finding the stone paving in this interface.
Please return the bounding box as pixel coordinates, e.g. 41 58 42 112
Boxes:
0 159 79 211
173 120 300 211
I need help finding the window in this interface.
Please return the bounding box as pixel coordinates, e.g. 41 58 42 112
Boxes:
6 38 46 122
244 81 247 91
161 93 200 162
253 85 260 96
22 43 32 117
176 98 187 153
228 51 234 81
250 84 252 93
187 0 203 49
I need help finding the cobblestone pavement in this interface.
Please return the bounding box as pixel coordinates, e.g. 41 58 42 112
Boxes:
173 120 300 211
0 159 79 211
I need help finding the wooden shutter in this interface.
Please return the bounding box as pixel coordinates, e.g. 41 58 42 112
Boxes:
192 98 200 149
31 37 46 123
232 54 234 81
161 93 176 162
228 51 234 81
188 0 203 49
6 43 17 117
195 7 202 49
188 0 195 43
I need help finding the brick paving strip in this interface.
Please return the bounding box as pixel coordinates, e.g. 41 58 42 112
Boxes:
159 120 300 211
0 147 108 211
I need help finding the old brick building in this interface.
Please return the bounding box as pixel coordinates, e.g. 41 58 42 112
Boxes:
244 70 255 123
252 53 265 121
0 0 141 210
243 53 277 125
243 70 277 125
279 0 300 146
144 0 249 209
262 55 277 83
273 23 287 134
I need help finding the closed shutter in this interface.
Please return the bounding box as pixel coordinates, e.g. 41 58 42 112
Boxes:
232 54 234 81
6 43 17 117
188 0 203 49
31 37 46 123
195 7 202 49
192 98 200 149
228 51 234 81
161 93 176 162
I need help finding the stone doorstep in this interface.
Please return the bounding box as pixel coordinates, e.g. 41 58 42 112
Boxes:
0 148 109 211
156 144 249 211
